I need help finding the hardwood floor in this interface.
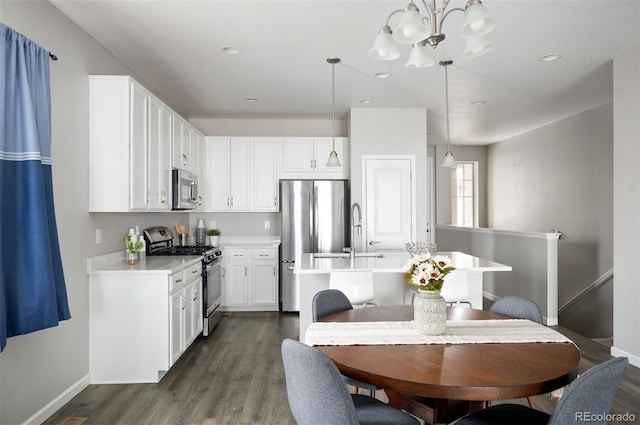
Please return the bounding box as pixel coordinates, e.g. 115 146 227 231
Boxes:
44 313 639 425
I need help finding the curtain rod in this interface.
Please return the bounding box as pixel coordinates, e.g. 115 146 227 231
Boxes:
49 52 58 61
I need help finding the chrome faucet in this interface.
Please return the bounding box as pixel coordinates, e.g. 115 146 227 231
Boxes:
350 202 362 260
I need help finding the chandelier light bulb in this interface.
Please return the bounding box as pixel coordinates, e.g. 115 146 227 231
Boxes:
392 3 429 45
460 0 496 38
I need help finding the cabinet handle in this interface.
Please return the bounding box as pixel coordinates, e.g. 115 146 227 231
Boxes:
161 190 167 204
181 294 186 309
310 159 314 169
230 197 234 207
274 197 277 207
175 278 183 283
192 269 199 274
182 153 188 166
245 267 247 276
227 197 230 207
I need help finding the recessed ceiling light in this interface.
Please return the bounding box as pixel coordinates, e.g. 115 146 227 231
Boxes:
539 53 562 62
471 100 486 106
375 72 391 79
244 98 258 103
360 99 373 104
222 46 241 55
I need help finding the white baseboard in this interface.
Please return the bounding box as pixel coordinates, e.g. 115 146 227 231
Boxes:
22 373 90 425
611 345 640 368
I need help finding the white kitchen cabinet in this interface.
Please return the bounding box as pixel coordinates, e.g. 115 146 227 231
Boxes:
221 247 278 311
89 75 202 212
172 115 192 172
88 258 203 383
147 96 172 210
206 137 275 212
169 262 203 365
280 137 348 179
252 138 279 211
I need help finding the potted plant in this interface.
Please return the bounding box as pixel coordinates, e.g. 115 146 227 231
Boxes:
207 229 220 246
124 233 144 265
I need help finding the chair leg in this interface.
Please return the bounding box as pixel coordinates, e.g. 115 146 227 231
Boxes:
527 396 534 408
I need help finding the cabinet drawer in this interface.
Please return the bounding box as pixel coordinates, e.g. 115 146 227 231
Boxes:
170 271 185 293
224 248 251 259
252 249 277 260
184 263 202 282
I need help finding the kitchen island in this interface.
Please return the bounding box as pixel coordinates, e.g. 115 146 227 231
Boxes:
294 251 511 341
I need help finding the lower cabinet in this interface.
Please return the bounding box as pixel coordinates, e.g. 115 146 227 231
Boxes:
222 247 278 311
89 260 203 383
169 262 203 365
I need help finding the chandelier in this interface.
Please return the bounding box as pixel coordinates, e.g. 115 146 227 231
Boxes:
368 0 496 68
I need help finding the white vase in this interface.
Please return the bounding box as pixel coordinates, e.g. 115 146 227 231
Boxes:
413 289 447 335
209 235 219 246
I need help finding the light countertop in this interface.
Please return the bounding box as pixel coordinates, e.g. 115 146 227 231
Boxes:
87 252 201 275
218 236 281 248
293 251 511 274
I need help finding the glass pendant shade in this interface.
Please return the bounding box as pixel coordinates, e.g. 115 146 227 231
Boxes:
460 2 496 38
369 26 401 60
326 149 341 167
392 4 429 45
462 35 494 58
441 150 456 167
405 42 435 68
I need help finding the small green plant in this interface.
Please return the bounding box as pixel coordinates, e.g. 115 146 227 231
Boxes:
124 233 144 253
207 229 220 236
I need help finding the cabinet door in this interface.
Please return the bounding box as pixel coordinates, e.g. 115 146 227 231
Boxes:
184 280 195 346
224 261 249 306
129 83 149 210
314 137 345 173
148 97 171 210
282 138 314 173
192 278 203 338
229 139 251 211
192 132 206 209
253 139 278 211
251 262 277 305
172 115 191 171
208 138 231 210
169 290 184 365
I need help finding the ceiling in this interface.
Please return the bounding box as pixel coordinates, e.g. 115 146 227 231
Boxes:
49 0 639 145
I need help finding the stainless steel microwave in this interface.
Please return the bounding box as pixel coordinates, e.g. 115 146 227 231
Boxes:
172 168 198 210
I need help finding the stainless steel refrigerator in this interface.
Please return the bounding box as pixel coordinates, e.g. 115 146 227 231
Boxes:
280 180 349 311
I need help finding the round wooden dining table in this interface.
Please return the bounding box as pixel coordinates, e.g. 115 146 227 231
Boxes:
314 305 580 422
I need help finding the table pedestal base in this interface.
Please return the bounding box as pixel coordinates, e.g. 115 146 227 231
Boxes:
387 390 483 425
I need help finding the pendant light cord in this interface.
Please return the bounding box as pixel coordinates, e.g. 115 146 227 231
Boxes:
332 60 336 150
444 61 450 152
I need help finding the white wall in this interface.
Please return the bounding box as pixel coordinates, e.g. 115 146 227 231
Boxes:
348 108 429 249
0 2 194 424
612 46 640 367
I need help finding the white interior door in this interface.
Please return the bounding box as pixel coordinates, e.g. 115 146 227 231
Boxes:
364 157 415 251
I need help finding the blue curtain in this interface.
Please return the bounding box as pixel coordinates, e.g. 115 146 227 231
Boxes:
0 23 71 352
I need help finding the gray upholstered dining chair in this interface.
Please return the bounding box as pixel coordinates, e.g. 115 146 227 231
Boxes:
312 289 381 396
455 356 629 425
489 295 544 324
489 295 544 408
281 339 419 425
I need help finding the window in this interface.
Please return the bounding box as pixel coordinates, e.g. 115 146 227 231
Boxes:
451 161 478 227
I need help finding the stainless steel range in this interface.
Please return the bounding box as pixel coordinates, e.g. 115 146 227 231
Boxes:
144 226 222 337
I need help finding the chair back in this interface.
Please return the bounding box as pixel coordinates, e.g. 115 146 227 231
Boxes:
489 295 543 324
312 289 353 322
440 271 470 303
329 269 375 305
281 339 359 425
549 357 629 425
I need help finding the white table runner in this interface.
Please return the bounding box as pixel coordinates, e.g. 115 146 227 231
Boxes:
305 319 572 346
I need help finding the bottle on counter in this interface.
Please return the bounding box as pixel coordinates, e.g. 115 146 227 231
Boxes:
196 218 207 246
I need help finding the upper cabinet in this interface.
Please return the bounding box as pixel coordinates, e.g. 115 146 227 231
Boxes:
280 137 347 179
89 75 204 212
205 137 278 212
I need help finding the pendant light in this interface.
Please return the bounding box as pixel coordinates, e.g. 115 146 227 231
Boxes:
440 60 456 167
326 58 342 167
